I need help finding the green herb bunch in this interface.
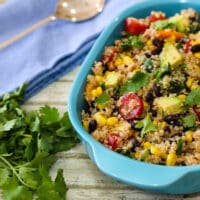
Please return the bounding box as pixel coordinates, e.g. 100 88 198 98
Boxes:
0 85 79 200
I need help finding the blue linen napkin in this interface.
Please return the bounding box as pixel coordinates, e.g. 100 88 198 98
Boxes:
0 0 139 98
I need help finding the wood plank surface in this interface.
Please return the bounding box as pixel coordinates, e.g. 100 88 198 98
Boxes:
20 67 200 199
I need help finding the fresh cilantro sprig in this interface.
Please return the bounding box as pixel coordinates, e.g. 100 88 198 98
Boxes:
136 114 157 137
186 89 200 106
122 35 144 50
120 71 149 94
0 85 79 200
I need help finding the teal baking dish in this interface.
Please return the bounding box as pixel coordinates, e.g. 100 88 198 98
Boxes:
68 0 200 194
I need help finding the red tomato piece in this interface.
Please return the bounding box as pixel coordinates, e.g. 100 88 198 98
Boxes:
149 12 166 22
118 92 144 120
107 133 119 150
101 46 116 64
193 105 200 121
184 40 192 53
125 17 148 35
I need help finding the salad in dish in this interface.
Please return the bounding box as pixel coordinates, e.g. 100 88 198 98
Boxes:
82 8 200 166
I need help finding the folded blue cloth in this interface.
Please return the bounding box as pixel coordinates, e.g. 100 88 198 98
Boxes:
0 0 139 98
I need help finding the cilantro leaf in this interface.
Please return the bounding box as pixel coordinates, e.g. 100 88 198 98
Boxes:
176 139 183 155
121 71 149 94
182 114 197 129
186 89 200 106
40 105 60 124
36 167 66 200
0 85 80 200
136 114 157 137
95 94 110 105
122 35 144 50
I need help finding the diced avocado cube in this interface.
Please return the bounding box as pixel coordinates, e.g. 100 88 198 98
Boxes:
154 96 184 115
160 42 183 68
168 15 189 33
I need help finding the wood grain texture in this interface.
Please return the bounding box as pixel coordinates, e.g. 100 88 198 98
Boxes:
4 67 199 200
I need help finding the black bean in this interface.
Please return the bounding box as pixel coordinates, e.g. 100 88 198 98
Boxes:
191 44 200 53
144 52 151 58
152 38 164 48
153 84 162 97
130 120 141 131
164 126 170 133
164 115 182 126
130 139 140 151
88 119 97 133
149 108 157 117
145 92 154 102
151 46 162 55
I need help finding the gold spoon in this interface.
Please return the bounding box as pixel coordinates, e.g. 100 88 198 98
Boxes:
0 0 105 49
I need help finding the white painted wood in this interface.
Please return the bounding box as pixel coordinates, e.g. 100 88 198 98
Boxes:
16 67 200 199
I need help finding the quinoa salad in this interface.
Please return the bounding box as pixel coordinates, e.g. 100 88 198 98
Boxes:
82 9 200 166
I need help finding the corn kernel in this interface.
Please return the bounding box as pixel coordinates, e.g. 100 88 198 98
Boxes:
83 120 89 131
94 113 107 126
186 77 193 88
96 86 103 96
143 142 152 149
114 57 123 66
91 89 98 98
107 117 118 126
146 40 152 46
178 94 186 100
185 131 193 143
95 75 104 83
150 145 162 156
153 119 159 126
104 71 119 87
97 104 106 109
122 55 133 66
194 52 200 59
143 101 148 109
166 153 177 166
160 121 167 129
191 83 199 89
134 151 140 160
192 40 200 46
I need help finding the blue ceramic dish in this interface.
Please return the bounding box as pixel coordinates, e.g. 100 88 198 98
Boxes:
68 0 200 194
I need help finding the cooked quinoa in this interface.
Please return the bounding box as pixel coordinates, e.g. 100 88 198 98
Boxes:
82 9 200 166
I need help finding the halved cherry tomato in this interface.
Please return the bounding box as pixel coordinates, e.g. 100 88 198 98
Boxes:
184 40 192 53
118 92 144 120
125 17 148 35
149 12 166 22
107 133 120 150
193 105 200 121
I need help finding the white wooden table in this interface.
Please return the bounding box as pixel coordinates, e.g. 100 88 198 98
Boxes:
22 67 200 200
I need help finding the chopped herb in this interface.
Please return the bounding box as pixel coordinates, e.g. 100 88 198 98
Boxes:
95 94 110 105
122 35 144 50
136 114 157 137
168 80 184 93
154 64 171 79
182 114 197 129
140 149 151 161
143 58 154 72
120 71 149 94
186 89 200 106
0 85 79 200
176 139 183 155
154 20 175 30
189 22 200 33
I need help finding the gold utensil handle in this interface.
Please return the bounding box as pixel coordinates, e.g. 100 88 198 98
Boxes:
0 15 55 49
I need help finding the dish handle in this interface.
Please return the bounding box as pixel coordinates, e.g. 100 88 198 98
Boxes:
83 140 200 194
